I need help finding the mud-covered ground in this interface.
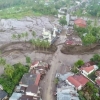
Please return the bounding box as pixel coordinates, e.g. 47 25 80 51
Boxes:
61 44 100 54
0 16 100 100
0 16 60 44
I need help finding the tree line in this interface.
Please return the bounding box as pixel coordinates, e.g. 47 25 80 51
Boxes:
12 31 51 51
86 0 100 17
0 0 36 9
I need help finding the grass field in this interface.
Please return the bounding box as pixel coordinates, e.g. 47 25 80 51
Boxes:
0 5 42 19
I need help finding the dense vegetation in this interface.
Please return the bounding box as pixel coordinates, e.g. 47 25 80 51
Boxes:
90 54 100 69
0 63 29 95
74 20 100 45
0 0 75 18
0 0 38 9
79 82 99 100
87 0 100 17
88 71 96 81
32 3 57 15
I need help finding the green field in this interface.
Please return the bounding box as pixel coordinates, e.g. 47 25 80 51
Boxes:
0 5 42 19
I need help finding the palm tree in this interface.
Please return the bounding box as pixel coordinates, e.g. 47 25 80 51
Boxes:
32 31 36 38
25 32 28 41
12 34 17 40
4 64 14 79
36 38 41 51
45 41 50 51
41 40 45 51
30 39 36 49
17 34 21 41
21 33 25 42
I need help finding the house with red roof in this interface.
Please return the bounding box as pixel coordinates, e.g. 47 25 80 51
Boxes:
74 18 86 28
30 61 40 70
80 65 98 76
30 61 49 71
66 75 89 90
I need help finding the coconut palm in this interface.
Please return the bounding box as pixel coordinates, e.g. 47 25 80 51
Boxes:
30 39 36 49
36 38 41 51
12 34 17 41
41 40 45 51
45 41 50 51
32 31 36 38
25 32 28 41
17 34 21 41
21 33 25 41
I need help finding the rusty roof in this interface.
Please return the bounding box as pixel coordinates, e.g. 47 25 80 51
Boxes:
74 18 86 28
26 84 38 94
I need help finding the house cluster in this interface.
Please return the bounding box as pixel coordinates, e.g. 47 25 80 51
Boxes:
9 60 50 100
64 18 85 46
55 72 80 100
66 62 99 90
55 61 100 100
79 62 100 86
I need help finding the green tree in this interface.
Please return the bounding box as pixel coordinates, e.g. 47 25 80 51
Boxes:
45 41 50 51
25 32 28 41
54 78 59 84
0 57 6 65
74 60 84 68
35 39 41 50
26 56 31 65
41 40 45 51
4 64 14 79
59 16 67 27
17 34 21 41
83 33 96 45
21 33 25 40
32 31 36 37
90 54 100 65
12 34 17 40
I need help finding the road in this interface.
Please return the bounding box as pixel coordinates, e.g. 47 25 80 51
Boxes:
39 35 94 100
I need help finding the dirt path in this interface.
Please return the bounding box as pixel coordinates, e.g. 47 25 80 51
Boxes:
43 45 62 100
41 44 95 100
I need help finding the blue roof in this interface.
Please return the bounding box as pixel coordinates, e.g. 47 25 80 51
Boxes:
9 92 22 100
0 90 7 99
